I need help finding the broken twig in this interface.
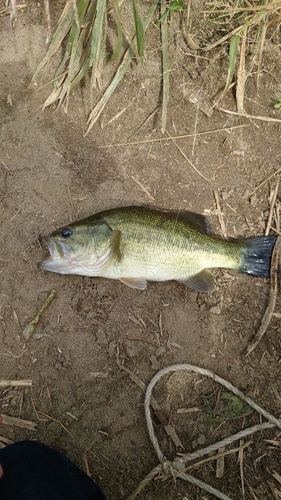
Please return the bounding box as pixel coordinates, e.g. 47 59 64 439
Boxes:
247 236 281 355
0 414 37 431
22 289 56 341
0 380 32 387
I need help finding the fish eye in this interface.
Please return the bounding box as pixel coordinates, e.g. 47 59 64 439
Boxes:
61 227 73 238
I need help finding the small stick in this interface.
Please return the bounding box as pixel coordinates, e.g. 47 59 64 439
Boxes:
236 28 247 114
214 191 227 238
37 411 75 439
218 107 281 124
273 471 281 485
246 236 281 355
125 335 159 347
244 477 259 500
177 407 201 414
131 176 155 201
0 414 37 431
9 210 21 223
118 363 184 449
83 453 91 477
249 167 281 197
166 130 211 183
265 180 279 236
67 186 77 218
0 380 32 387
106 97 136 125
0 4 27 18
216 446 225 478
22 289 56 341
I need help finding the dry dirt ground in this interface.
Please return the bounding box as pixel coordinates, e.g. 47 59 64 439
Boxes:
1 3 281 499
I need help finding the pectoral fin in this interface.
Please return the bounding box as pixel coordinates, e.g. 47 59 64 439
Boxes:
119 277 147 290
110 229 122 261
179 269 215 293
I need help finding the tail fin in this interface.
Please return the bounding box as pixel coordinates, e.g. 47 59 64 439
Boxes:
239 236 277 278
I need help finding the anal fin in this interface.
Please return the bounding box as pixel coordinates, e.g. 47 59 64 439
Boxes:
179 269 215 293
119 277 147 290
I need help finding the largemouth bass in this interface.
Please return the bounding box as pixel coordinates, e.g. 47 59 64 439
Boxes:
39 206 276 293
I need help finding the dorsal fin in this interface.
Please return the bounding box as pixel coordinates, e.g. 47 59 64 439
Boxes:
170 211 211 235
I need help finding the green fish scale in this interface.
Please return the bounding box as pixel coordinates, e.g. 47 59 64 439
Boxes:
89 207 242 279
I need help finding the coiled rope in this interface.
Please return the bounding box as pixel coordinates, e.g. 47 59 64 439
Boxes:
127 363 281 500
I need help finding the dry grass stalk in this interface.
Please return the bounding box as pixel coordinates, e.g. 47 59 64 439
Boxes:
44 0 51 44
37 411 75 439
236 28 247 113
106 97 136 126
83 453 91 477
99 124 249 148
67 185 77 218
244 477 259 500
0 413 37 431
166 131 211 183
118 363 184 449
249 167 281 197
125 335 159 347
274 471 281 485
160 0 169 134
218 108 281 124
183 440 252 472
131 176 155 201
214 191 227 239
265 180 280 236
238 439 245 498
256 19 268 91
0 379 32 387
177 407 201 414
216 446 225 478
270 387 281 409
0 2 26 17
169 341 183 349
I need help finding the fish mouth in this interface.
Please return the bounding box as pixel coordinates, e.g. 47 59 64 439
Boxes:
39 237 73 273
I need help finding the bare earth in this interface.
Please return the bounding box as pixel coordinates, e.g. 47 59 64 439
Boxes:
1 4 281 499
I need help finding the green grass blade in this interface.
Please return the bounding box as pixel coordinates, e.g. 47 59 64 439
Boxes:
86 47 133 134
143 0 160 31
67 0 98 88
224 33 239 93
59 26 84 109
132 0 144 60
54 0 91 79
85 0 160 134
32 0 74 81
89 0 108 98
111 0 139 61
110 0 123 62
53 2 91 109
160 0 169 133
